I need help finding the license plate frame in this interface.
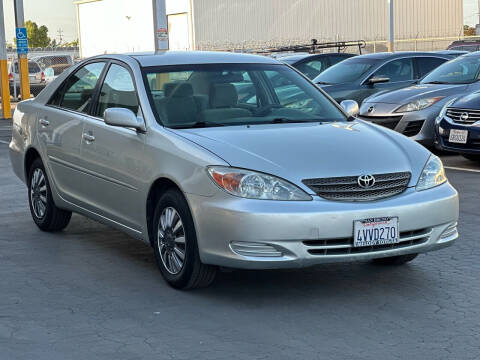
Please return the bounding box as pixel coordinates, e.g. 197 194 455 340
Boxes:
449 129 468 144
353 217 399 248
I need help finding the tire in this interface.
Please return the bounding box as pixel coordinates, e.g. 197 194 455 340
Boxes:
27 158 72 232
371 253 418 265
462 154 480 162
152 188 217 289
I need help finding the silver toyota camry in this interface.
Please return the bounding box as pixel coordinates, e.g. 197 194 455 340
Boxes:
9 51 459 289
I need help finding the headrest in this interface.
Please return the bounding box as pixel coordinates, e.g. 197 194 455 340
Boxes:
163 82 193 97
209 83 238 108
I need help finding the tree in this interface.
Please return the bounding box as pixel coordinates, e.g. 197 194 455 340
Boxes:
464 25 476 37
25 20 51 48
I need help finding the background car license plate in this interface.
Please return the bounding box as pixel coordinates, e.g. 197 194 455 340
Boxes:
449 129 468 144
353 217 399 247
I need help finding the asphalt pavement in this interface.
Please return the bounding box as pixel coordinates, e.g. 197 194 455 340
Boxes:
0 122 479 360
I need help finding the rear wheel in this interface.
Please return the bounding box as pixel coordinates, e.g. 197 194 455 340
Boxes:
462 154 480 162
152 188 217 289
28 158 72 231
372 253 418 265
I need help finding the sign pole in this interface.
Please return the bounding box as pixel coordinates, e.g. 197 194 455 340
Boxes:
14 0 30 100
152 0 169 52
0 0 11 119
387 0 394 52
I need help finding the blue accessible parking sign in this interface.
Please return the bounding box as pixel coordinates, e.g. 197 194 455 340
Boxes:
16 27 28 54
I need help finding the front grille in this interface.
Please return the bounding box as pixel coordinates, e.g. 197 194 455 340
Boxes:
304 228 431 256
358 115 402 130
446 108 480 125
402 120 425 137
303 172 411 202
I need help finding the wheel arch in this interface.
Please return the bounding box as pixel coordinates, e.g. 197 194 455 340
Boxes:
24 146 42 181
146 177 184 246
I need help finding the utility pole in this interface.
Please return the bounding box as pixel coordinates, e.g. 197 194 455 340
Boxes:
14 0 30 100
57 29 64 45
388 0 394 52
152 0 169 52
0 0 11 119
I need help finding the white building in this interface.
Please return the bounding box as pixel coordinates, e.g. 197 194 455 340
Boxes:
75 0 463 58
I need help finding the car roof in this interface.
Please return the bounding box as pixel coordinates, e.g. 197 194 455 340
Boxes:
351 51 454 61
120 51 280 67
279 52 354 63
462 51 480 57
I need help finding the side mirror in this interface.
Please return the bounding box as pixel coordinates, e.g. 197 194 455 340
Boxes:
104 108 145 131
368 76 390 85
340 100 359 117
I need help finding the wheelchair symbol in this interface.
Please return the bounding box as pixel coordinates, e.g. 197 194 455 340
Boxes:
16 29 26 39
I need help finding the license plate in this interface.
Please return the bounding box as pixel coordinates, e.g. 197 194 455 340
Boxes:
449 129 468 144
353 217 399 247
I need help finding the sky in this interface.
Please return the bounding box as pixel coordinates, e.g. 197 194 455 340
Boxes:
2 0 77 44
1 0 480 46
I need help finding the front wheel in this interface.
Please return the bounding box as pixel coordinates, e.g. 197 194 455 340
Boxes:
462 154 480 162
371 253 418 265
28 158 72 231
152 189 217 289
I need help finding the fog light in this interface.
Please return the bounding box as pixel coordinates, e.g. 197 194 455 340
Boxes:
230 241 283 257
438 126 445 136
439 222 458 241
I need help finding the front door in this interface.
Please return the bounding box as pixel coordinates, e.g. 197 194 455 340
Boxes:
80 62 147 231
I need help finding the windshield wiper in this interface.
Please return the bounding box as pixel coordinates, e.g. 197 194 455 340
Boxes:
169 121 225 129
423 81 449 84
315 81 332 85
266 118 326 124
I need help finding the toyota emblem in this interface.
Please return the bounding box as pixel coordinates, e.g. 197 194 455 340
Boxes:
358 174 376 189
460 112 469 122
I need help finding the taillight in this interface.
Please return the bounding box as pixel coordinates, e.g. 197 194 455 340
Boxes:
41 72 45 82
8 73 13 82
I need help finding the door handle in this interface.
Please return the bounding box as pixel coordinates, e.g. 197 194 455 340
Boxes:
39 118 49 126
82 133 95 142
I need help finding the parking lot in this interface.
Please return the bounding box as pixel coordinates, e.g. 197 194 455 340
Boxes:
0 121 479 359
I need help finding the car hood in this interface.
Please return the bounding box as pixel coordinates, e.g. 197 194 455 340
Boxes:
449 91 480 109
175 121 430 193
364 83 470 105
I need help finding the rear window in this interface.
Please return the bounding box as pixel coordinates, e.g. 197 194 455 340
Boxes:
12 62 41 74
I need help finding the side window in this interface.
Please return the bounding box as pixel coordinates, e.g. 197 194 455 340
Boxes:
295 59 328 79
416 57 447 78
374 58 414 82
233 72 257 105
328 55 351 66
51 62 106 113
95 64 139 117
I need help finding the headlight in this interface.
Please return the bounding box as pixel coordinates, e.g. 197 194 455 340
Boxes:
207 166 312 201
437 98 457 122
416 155 447 191
395 97 444 113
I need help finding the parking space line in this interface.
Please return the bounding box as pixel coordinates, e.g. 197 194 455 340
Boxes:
445 166 480 173
0 140 10 145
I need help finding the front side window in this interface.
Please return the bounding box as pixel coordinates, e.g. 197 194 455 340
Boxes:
143 63 346 129
50 62 106 113
314 57 380 84
421 56 480 84
95 64 139 117
416 57 447 77
373 58 414 82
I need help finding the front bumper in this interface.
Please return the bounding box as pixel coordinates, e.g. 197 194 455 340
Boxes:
359 103 442 147
435 117 480 154
187 183 459 269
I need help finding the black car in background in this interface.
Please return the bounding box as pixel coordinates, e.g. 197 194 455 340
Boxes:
312 51 466 105
435 91 480 162
279 53 356 79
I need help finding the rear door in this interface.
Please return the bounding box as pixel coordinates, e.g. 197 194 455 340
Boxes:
37 61 107 205
80 61 147 230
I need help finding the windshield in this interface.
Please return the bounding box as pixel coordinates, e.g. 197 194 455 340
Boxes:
421 56 480 84
313 57 380 84
143 63 346 128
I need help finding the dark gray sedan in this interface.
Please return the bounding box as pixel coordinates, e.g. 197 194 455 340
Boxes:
313 51 465 105
280 53 355 79
359 52 480 146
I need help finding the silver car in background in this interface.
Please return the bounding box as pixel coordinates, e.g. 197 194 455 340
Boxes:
9 52 459 289
359 52 480 146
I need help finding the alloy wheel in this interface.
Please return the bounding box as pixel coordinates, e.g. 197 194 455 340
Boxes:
157 207 186 275
30 168 47 219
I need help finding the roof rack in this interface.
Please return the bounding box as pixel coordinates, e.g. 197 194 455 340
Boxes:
249 39 366 55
